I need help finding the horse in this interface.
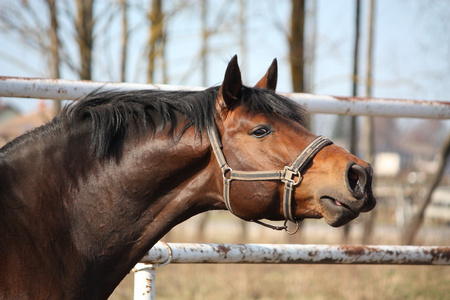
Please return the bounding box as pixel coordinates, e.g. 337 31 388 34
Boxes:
0 55 375 299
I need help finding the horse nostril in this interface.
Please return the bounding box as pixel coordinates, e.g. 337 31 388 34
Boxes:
347 164 368 197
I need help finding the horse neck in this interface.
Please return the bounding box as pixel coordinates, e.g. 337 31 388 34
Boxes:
70 129 224 297
0 125 224 299
0 128 85 297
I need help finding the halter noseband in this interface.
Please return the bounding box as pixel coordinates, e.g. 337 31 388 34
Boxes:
207 125 333 234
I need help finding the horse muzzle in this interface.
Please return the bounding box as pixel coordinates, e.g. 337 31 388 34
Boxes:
318 162 376 227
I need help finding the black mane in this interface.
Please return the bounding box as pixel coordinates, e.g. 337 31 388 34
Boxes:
2 86 307 160
61 87 219 159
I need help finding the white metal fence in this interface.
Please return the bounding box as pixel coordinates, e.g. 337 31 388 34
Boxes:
143 242 450 265
1 76 449 119
1 77 449 300
134 242 450 299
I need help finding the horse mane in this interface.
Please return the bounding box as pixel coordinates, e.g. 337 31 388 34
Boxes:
1 86 307 161
61 87 219 159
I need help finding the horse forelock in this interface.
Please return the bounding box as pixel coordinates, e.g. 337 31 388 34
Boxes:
238 87 308 126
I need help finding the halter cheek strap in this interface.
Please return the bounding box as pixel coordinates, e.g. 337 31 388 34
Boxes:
207 125 333 231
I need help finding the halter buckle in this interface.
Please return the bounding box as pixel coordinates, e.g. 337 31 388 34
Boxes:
282 166 302 186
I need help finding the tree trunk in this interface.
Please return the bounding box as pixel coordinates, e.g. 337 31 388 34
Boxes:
342 0 361 244
75 0 94 80
200 0 208 87
304 0 317 94
47 0 61 114
403 133 450 244
120 0 128 82
238 0 248 82
362 0 376 245
349 0 361 154
289 0 305 93
147 0 164 83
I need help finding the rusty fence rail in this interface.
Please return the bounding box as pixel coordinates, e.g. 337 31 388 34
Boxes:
1 76 449 119
142 242 450 265
133 242 450 299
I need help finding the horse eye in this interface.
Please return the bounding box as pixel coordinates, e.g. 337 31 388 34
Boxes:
251 127 271 138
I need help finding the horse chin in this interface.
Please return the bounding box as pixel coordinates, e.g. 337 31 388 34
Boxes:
319 196 360 227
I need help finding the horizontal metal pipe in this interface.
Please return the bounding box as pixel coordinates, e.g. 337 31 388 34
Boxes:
141 242 450 265
0 76 203 101
1 76 449 119
286 92 450 119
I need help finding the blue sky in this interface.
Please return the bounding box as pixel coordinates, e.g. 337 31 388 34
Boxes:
1 0 449 118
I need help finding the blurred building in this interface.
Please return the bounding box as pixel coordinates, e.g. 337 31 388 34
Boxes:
0 99 53 147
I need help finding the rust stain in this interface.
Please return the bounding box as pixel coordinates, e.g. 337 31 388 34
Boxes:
216 244 232 257
430 247 450 263
142 243 450 266
339 245 371 256
333 95 450 106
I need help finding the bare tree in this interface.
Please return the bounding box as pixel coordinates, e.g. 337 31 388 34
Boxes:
47 0 61 80
147 0 166 83
75 0 94 80
200 0 209 87
0 1 64 114
349 0 361 156
361 0 376 245
289 0 306 93
47 0 62 114
120 0 128 82
0 2 50 74
342 0 362 244
304 0 317 94
403 133 450 244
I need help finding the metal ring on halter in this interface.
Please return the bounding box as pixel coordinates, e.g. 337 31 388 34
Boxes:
222 166 232 179
284 220 300 235
207 125 333 235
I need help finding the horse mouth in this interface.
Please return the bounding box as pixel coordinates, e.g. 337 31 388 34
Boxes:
319 196 360 227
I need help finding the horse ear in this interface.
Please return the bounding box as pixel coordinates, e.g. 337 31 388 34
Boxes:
255 58 278 91
218 55 242 110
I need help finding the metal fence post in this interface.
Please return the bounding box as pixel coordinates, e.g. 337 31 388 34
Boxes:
133 263 156 300
133 241 173 300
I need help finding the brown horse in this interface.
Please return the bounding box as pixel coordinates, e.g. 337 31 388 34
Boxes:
0 56 375 299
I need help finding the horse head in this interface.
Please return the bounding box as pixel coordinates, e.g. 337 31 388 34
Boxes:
212 55 376 228
0 54 377 299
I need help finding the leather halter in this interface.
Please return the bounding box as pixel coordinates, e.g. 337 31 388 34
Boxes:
207 124 333 232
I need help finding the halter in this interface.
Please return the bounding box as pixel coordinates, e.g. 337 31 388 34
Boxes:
207 124 333 234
